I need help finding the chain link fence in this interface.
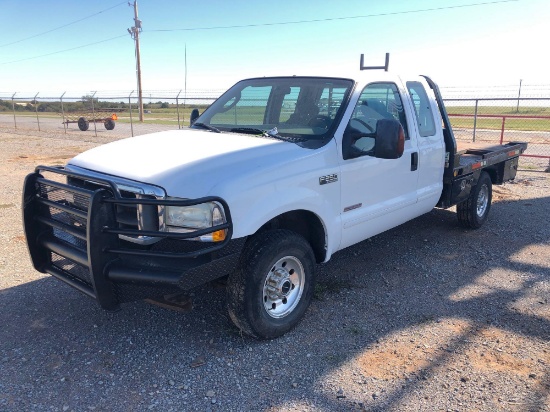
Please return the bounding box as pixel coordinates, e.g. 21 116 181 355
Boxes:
445 97 550 171
0 91 219 139
1 90 549 171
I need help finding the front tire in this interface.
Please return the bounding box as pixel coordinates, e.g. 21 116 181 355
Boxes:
227 230 316 339
457 171 492 229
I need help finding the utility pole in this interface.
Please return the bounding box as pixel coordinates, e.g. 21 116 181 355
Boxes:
128 1 144 121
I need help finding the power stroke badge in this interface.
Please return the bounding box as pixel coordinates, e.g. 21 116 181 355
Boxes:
319 174 338 185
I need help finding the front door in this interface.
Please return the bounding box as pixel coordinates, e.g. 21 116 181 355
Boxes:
339 82 420 249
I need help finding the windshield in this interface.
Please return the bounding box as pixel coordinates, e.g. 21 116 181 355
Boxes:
193 77 353 141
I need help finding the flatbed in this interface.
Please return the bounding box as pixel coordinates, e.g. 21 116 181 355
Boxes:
422 76 527 209
438 139 526 210
454 141 527 175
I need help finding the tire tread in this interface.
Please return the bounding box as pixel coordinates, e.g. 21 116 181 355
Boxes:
457 172 492 229
226 230 315 339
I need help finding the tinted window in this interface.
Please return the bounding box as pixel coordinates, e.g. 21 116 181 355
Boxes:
196 77 353 141
406 81 436 137
210 85 270 125
350 82 409 140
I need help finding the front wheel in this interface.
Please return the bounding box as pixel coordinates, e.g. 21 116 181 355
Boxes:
227 230 316 339
457 171 492 229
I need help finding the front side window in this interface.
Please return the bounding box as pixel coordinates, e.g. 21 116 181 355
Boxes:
349 82 409 139
343 82 408 160
194 77 353 142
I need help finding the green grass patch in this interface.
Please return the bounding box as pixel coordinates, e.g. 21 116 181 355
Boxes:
450 116 550 132
446 105 550 116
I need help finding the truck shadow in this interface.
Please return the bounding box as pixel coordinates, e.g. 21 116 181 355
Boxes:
1 193 548 411
305 194 550 411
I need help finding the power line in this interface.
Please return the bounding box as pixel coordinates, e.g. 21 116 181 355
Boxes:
0 1 127 48
146 0 518 32
0 0 519 65
0 35 127 65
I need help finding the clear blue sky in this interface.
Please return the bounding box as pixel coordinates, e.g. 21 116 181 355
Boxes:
1 0 549 98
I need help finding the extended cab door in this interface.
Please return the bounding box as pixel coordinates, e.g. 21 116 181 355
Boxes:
338 82 421 250
405 80 445 206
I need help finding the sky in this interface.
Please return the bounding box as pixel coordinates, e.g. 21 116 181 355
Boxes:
1 0 549 99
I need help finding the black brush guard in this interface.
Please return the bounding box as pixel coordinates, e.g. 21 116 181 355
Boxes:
22 166 236 311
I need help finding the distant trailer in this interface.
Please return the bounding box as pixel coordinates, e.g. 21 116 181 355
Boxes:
62 109 124 131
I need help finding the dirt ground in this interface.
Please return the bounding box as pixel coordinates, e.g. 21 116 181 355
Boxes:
0 127 548 412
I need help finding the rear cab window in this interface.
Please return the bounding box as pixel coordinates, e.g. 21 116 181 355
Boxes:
406 81 436 137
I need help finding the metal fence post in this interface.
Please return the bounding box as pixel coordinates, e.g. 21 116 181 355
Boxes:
11 93 17 129
176 90 182 129
60 92 67 134
91 91 97 137
34 93 40 131
472 99 479 142
516 79 522 113
500 116 506 144
128 91 134 137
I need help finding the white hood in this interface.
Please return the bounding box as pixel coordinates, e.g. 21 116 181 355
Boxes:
68 129 312 198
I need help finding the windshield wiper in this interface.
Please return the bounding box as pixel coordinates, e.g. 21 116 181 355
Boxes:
192 122 221 133
229 127 301 142
229 127 264 135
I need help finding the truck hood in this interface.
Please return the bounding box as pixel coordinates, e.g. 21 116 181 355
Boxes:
68 129 314 197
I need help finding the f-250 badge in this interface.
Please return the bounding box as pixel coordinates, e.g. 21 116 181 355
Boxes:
319 174 338 185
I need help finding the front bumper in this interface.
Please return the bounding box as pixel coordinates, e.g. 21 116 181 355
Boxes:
22 166 243 311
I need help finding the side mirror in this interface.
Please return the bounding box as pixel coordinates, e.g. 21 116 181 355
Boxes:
190 108 200 125
374 118 405 159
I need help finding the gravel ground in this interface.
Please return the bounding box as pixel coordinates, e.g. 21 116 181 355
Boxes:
0 126 549 412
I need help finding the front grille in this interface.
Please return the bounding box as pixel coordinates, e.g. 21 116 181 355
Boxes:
30 165 232 260
67 176 161 239
116 191 138 229
37 181 88 249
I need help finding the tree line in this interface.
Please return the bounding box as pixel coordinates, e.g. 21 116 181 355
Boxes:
0 95 185 113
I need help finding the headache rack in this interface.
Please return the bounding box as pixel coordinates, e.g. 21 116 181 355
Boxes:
22 165 233 310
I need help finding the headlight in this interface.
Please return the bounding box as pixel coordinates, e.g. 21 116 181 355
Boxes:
165 201 227 242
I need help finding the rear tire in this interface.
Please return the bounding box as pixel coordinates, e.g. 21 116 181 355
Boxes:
77 117 89 131
104 119 115 130
457 171 492 229
227 230 316 339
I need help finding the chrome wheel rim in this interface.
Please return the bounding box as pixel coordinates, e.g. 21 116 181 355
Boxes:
263 256 305 318
477 184 489 217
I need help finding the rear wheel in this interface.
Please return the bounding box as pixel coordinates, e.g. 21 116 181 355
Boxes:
457 171 492 229
104 119 115 130
227 230 316 339
77 117 89 131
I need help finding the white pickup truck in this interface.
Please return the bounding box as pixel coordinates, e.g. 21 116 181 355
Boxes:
23 73 527 339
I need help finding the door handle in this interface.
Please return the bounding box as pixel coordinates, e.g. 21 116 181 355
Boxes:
411 152 418 171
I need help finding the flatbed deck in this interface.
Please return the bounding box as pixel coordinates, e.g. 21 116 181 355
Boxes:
454 141 527 176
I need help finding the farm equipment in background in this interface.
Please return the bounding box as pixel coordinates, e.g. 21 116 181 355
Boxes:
61 109 125 131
